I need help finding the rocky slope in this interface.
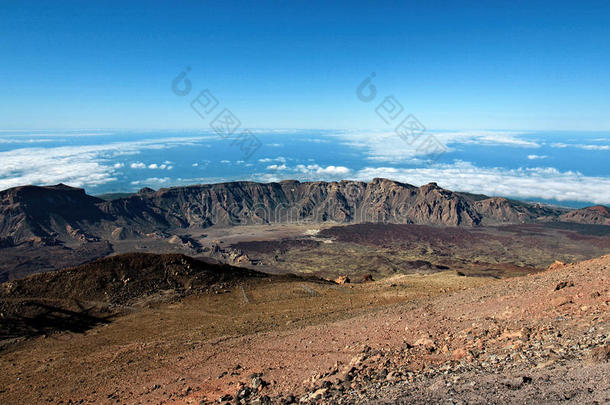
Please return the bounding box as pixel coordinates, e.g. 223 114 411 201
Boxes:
559 205 610 225
202 255 610 404
0 252 607 404
1 178 589 248
0 253 269 341
0 253 266 305
310 255 610 404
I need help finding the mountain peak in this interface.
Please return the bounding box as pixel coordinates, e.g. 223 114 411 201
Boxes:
137 187 156 195
419 182 441 192
559 204 610 225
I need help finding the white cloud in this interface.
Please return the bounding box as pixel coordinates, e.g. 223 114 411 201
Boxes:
132 162 173 170
113 162 125 168
330 130 539 163
438 131 540 148
220 160 231 164
0 131 114 138
579 145 609 150
267 164 287 170
0 135 208 191
354 161 610 205
0 138 55 144
130 177 171 186
295 164 351 176
191 160 210 168
317 165 351 175
551 143 610 150
0 146 119 190
251 163 353 183
527 154 548 160
258 156 286 163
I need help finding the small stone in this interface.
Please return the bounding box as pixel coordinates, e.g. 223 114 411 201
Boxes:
349 354 366 366
257 395 271 405
386 371 398 381
218 394 233 402
251 376 266 391
414 337 436 350
335 275 350 284
309 388 328 399
554 280 572 290
588 345 610 363
452 348 469 361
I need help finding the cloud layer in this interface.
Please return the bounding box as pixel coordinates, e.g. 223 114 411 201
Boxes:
0 136 209 190
331 130 541 162
353 161 610 205
1 130 608 207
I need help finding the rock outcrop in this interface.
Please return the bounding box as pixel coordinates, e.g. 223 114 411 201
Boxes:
0 179 601 248
559 205 610 225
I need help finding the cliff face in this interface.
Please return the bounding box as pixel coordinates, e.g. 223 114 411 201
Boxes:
558 205 610 225
99 179 482 228
0 178 598 247
0 184 108 245
471 197 569 225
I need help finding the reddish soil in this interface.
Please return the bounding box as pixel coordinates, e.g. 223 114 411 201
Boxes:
193 254 610 403
1 255 607 404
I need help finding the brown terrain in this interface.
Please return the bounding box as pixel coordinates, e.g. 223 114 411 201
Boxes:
1 179 609 281
559 205 610 225
0 252 608 404
0 179 609 404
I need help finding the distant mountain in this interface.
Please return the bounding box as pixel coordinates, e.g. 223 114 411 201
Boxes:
1 178 600 249
0 184 110 246
558 205 610 225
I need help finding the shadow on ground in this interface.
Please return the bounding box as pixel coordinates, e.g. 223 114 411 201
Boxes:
0 301 113 341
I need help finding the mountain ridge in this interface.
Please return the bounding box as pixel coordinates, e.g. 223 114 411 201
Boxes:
2 178 602 249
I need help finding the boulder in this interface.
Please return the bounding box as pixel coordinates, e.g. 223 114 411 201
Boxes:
335 275 350 284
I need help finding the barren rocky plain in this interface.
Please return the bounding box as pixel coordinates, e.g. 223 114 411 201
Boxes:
0 179 609 404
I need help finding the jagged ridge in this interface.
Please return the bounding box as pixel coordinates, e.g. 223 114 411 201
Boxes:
0 178 596 247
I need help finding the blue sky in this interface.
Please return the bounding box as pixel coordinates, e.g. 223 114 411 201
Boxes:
1 0 609 130
1 2 609 207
